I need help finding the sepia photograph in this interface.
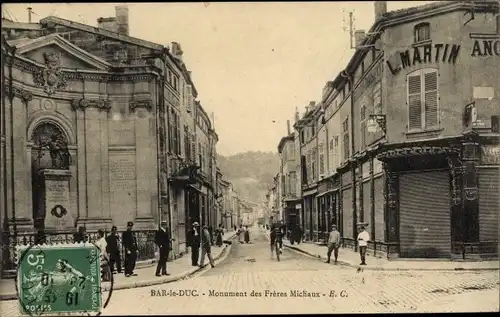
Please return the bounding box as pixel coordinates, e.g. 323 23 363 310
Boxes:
0 1 499 315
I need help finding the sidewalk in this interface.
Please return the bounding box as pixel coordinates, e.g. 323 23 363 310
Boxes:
262 229 499 271
0 230 237 301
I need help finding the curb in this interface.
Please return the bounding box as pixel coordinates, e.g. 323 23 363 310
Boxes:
106 233 237 291
262 231 499 272
0 234 237 300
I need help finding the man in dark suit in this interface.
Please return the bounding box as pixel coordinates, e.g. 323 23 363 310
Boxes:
155 220 173 276
106 226 121 274
122 221 138 277
188 222 201 266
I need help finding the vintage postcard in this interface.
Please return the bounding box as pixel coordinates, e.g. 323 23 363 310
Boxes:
0 1 499 316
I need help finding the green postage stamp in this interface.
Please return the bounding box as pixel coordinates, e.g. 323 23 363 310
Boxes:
16 243 102 315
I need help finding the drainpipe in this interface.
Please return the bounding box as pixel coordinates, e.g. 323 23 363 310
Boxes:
9 46 17 241
341 70 357 252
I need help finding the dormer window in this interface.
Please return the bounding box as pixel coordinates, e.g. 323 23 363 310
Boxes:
414 22 430 43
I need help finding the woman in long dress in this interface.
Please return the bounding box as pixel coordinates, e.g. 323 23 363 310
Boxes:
216 224 224 247
244 226 250 243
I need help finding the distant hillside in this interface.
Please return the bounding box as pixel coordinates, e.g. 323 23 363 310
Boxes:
217 151 280 203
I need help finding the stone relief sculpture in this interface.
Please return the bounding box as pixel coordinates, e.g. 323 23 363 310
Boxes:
33 123 72 170
33 52 68 95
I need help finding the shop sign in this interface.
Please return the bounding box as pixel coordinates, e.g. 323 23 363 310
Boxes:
471 40 500 57
386 43 461 75
481 145 500 165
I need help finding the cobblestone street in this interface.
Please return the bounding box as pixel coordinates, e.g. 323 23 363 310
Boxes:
1 229 498 315
101 230 499 314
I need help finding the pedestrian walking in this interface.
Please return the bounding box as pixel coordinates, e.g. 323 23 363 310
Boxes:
74 226 87 243
244 226 250 243
199 225 215 268
106 226 122 274
325 224 341 264
155 220 173 277
357 222 370 265
122 221 138 277
96 229 111 281
237 225 244 244
215 224 224 247
188 222 201 266
208 225 214 246
295 224 303 245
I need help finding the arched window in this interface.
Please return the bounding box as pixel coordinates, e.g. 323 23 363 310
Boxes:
414 22 430 43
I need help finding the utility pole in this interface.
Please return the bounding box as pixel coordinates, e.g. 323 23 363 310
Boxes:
27 7 32 23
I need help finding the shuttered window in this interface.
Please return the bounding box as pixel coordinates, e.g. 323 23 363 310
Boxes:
360 104 367 147
319 144 325 175
186 85 193 113
407 69 439 131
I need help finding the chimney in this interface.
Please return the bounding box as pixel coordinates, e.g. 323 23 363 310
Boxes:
295 107 300 123
354 30 366 48
374 1 387 21
115 5 129 36
287 120 291 135
171 42 183 60
309 101 316 110
97 17 117 32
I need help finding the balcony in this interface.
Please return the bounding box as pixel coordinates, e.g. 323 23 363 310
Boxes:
168 158 200 185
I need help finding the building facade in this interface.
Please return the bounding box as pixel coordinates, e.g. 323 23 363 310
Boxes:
281 0 499 259
277 121 301 236
0 6 242 276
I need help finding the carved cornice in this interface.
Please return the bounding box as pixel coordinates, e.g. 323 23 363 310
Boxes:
71 98 111 112
130 99 153 112
4 85 33 103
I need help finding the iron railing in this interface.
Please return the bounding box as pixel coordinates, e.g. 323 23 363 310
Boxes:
2 229 156 277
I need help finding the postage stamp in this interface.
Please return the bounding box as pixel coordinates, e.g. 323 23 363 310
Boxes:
16 243 103 316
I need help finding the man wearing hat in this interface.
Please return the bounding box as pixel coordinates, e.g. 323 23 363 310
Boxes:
326 224 341 264
122 221 139 277
187 222 201 266
199 224 215 268
357 222 370 265
106 226 121 274
155 220 173 276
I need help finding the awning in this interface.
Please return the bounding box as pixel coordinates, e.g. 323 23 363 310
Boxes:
316 189 339 198
303 188 318 196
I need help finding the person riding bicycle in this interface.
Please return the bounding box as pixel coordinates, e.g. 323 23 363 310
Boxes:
270 222 283 254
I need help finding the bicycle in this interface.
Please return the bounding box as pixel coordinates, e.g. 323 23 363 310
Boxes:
271 238 281 261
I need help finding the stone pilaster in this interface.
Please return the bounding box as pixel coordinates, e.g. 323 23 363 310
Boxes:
72 98 112 230
383 161 400 257
131 99 155 229
462 136 480 243
369 157 375 243
11 88 34 232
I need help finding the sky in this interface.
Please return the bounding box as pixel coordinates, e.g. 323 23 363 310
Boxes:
3 1 433 156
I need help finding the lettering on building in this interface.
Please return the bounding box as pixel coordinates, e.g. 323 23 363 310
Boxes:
386 43 461 75
471 40 500 57
481 145 500 165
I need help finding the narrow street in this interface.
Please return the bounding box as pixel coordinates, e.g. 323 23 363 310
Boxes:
97 229 498 315
0 228 497 315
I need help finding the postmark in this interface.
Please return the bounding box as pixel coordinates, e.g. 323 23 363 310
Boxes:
15 241 114 316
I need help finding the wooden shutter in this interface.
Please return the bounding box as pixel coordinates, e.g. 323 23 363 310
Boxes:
408 73 422 130
319 144 325 175
186 85 192 113
424 71 438 128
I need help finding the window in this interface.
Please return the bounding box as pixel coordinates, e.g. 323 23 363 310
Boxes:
319 144 325 175
342 117 350 160
300 131 305 144
170 109 181 155
373 81 382 115
311 147 317 180
361 61 365 74
191 134 196 163
414 22 430 43
407 68 439 131
184 126 190 160
360 104 367 147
